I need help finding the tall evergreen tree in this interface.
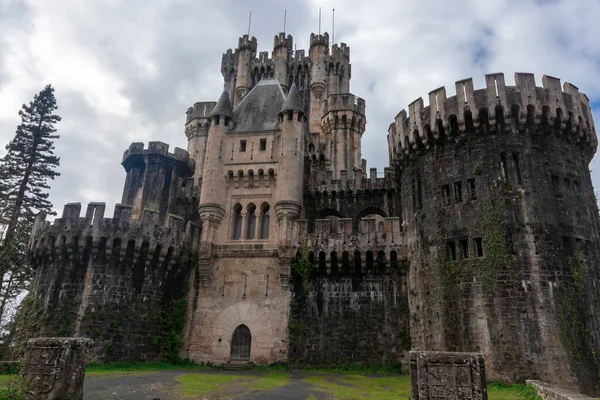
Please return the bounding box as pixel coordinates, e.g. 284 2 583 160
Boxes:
0 84 61 284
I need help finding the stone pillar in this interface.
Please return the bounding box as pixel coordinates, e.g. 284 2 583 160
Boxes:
20 337 93 400
409 351 487 400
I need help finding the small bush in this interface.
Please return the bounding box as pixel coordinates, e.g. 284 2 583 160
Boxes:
0 375 28 400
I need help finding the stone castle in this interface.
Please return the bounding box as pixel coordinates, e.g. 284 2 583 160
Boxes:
25 30 600 395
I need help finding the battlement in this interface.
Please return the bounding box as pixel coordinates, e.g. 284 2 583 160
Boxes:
331 42 350 60
29 202 200 264
310 32 330 49
186 102 216 124
309 167 394 194
274 32 293 50
323 93 365 116
389 72 597 160
237 34 257 53
122 142 195 173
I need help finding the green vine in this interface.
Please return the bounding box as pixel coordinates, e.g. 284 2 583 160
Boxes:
479 202 512 289
556 252 596 378
293 244 313 294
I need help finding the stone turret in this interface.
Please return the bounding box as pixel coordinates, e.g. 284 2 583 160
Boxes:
309 32 329 133
234 35 257 107
392 72 600 394
321 93 366 178
185 101 216 180
198 90 233 248
275 83 305 249
273 33 292 91
121 142 195 224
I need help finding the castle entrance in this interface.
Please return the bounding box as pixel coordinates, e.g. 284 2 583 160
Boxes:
230 325 251 361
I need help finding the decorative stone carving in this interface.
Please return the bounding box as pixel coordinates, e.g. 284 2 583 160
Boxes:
410 351 488 400
20 337 93 400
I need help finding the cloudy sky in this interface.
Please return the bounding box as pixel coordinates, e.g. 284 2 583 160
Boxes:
1 0 600 218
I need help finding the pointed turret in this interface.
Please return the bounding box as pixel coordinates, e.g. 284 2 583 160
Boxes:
281 83 303 114
211 90 234 118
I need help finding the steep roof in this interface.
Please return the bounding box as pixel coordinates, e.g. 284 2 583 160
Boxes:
281 83 303 113
232 78 285 132
211 90 234 118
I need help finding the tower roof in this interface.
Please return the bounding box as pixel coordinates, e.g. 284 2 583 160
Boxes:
211 90 234 118
232 78 286 132
281 83 303 114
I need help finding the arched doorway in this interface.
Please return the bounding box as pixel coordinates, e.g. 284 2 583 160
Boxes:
230 325 251 361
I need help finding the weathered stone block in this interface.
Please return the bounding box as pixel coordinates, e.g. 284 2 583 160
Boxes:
20 337 93 400
410 351 487 400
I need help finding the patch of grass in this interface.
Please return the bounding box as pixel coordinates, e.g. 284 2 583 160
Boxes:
86 360 204 374
176 373 242 398
175 372 288 398
249 372 288 392
488 382 542 400
298 363 402 375
0 375 11 383
303 375 539 400
303 374 411 399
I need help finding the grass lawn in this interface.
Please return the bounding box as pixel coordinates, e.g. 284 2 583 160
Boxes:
174 372 540 399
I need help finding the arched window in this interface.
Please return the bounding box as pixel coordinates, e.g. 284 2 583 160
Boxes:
247 203 256 239
378 221 385 235
232 203 242 240
260 203 270 239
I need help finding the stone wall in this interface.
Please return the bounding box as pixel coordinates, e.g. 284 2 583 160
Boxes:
24 202 198 361
289 270 410 369
400 114 600 394
183 254 291 364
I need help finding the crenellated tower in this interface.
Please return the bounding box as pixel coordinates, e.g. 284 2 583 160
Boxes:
308 33 329 134
121 141 195 225
389 72 600 394
185 101 216 181
273 33 292 91
233 35 257 107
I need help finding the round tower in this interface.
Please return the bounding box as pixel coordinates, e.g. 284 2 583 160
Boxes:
308 32 329 133
391 72 600 395
275 83 305 249
234 35 257 107
321 93 366 178
185 101 216 181
273 33 292 91
198 91 234 242
121 141 195 224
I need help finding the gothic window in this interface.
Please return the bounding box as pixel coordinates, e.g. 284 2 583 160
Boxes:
232 203 242 240
378 221 385 235
246 203 256 239
260 203 270 239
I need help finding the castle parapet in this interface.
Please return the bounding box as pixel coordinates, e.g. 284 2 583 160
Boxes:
237 34 257 53
122 141 195 173
388 72 597 163
323 93 365 116
331 43 350 61
29 201 200 265
186 102 216 124
310 32 329 49
309 167 394 193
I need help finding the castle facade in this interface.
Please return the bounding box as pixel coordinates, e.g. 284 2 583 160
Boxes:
26 31 600 395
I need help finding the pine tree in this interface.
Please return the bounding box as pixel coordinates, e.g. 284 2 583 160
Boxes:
0 84 61 289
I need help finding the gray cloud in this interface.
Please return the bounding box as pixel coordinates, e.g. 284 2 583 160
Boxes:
1 0 600 217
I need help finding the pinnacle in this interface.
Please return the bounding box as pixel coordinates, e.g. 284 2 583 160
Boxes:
281 83 303 113
211 90 234 118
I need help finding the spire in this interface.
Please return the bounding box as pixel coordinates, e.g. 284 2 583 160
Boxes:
281 83 303 113
211 90 234 118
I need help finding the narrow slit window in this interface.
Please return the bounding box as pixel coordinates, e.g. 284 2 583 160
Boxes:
564 178 570 193
259 138 267 151
474 237 483 257
468 179 477 200
563 236 573 257
442 185 451 206
240 140 247 152
513 153 522 185
500 153 509 183
417 177 423 211
454 181 463 203
447 241 457 261
460 239 469 259
551 175 559 190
